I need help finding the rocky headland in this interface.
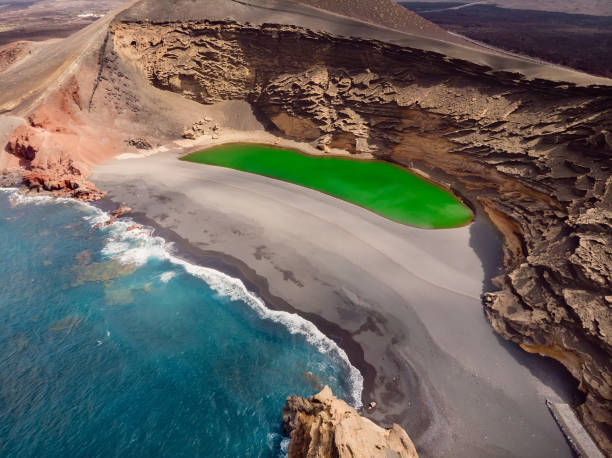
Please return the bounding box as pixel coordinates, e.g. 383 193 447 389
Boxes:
0 0 610 453
283 386 418 458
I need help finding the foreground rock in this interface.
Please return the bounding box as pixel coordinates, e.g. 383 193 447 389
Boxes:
21 166 105 201
92 205 131 228
282 387 418 458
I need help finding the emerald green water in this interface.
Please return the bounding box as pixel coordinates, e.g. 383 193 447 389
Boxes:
182 144 473 228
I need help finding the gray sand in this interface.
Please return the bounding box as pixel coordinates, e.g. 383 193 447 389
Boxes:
92 149 576 457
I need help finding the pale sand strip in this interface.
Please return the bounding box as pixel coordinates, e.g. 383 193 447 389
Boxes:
93 147 577 458
546 401 605 458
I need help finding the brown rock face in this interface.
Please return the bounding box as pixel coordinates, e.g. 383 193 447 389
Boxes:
282 387 418 458
21 166 102 201
110 20 612 451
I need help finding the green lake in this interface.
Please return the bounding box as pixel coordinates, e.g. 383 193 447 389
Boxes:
181 143 473 228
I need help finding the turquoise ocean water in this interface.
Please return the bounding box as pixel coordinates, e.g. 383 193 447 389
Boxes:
0 189 362 457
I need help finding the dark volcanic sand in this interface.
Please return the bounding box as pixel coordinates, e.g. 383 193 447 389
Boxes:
92 151 579 457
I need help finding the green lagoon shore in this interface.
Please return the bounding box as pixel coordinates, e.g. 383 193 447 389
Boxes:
181 144 472 228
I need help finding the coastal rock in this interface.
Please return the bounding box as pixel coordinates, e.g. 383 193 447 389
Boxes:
282 386 418 458
126 138 152 150
0 170 22 188
21 165 104 201
93 205 132 228
111 206 131 218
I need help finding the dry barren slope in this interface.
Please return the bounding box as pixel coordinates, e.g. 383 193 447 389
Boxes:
493 0 612 15
292 0 467 44
0 0 126 46
407 0 612 16
116 0 612 87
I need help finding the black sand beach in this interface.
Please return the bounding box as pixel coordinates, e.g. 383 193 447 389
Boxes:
92 148 579 457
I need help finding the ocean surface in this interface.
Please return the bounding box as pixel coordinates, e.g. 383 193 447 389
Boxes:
0 189 362 457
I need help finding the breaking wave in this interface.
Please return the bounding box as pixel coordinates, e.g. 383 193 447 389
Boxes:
4 188 364 407
93 210 364 408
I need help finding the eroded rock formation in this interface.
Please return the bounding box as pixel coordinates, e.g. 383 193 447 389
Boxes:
4 75 113 200
108 20 612 451
283 386 418 458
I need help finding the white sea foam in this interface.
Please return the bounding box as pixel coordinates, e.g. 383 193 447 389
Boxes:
1 188 96 214
279 437 290 456
159 271 176 283
1 188 364 407
268 433 290 458
96 217 364 406
5 189 75 207
172 256 364 404
84 210 111 227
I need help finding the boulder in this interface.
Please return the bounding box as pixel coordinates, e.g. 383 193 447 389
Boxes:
282 386 418 458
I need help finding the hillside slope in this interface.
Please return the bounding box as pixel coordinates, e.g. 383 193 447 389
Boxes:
407 0 612 16
402 2 612 78
292 0 466 44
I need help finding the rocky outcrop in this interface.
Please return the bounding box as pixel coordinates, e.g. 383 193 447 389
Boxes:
4 76 115 200
92 205 131 228
0 41 31 73
109 20 612 451
182 117 221 139
21 164 103 201
126 138 152 150
283 386 418 458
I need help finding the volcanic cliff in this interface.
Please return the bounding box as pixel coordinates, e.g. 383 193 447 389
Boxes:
0 0 610 453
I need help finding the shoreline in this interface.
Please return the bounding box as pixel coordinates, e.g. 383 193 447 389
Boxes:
1 185 369 406
94 195 377 408
90 146 580 457
0 186 365 455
